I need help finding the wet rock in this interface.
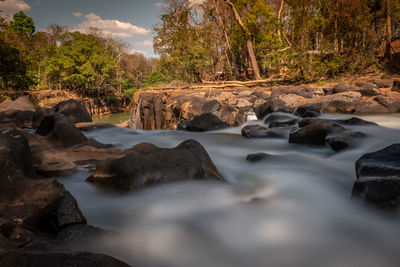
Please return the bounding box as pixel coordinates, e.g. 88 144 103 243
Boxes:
355 83 381 96
254 103 274 119
289 119 345 145
0 96 36 113
241 125 282 138
294 107 321 118
326 131 366 152
184 113 230 132
246 153 272 162
36 113 88 148
334 117 378 126
0 128 86 231
352 144 400 208
267 94 308 113
53 99 92 123
177 120 191 131
268 119 298 128
355 144 400 179
0 219 34 248
236 98 253 112
87 140 223 190
0 252 130 267
391 79 400 92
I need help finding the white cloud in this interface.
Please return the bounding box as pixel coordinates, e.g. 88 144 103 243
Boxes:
72 12 82 17
127 48 147 56
0 0 31 17
73 13 151 38
134 40 153 47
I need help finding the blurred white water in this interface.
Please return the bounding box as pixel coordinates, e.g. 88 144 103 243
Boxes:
58 114 400 267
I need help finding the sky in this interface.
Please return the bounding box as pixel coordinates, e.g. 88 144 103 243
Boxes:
0 0 169 57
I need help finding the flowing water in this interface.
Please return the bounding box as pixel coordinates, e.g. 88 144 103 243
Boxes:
58 113 400 267
92 111 131 124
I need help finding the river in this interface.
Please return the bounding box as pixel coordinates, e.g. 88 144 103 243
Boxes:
58 113 400 267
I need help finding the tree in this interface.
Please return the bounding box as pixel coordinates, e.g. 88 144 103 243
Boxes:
9 11 35 36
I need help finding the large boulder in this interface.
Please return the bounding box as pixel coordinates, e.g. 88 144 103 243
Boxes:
241 125 282 138
87 140 223 190
254 103 274 119
352 144 400 209
308 91 362 113
266 94 308 113
53 99 92 123
332 83 358 94
36 113 88 148
182 113 230 132
0 252 130 267
0 96 36 113
294 106 321 118
0 128 86 231
354 82 381 96
289 119 345 146
373 96 400 113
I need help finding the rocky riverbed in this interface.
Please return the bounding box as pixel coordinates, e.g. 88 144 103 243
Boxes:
0 83 400 266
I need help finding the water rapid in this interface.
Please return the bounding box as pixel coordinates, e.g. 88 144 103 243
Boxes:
58 113 400 267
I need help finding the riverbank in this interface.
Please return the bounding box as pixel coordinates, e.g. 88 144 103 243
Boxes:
129 76 400 130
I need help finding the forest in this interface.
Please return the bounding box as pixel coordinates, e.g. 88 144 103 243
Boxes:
1 0 400 97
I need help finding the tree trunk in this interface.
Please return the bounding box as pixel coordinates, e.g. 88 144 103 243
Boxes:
224 0 261 80
385 0 392 60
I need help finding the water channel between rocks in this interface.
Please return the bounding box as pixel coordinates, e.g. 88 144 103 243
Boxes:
58 113 400 267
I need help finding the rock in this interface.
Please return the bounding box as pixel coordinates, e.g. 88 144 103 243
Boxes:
289 119 345 145
332 83 358 94
334 117 378 126
267 94 308 113
0 252 130 267
354 101 389 114
0 110 34 129
308 91 362 113
352 144 400 208
0 219 34 248
391 79 400 92
268 119 298 128
246 153 272 162
373 96 400 113
374 80 392 88
32 108 54 128
0 96 36 113
53 99 92 123
202 99 221 113
87 140 223 190
270 86 321 99
185 113 230 132
254 103 274 119
355 144 400 179
326 131 366 152
36 113 88 148
236 98 253 112
241 125 282 138
0 128 35 184
0 128 86 231
355 82 381 96
294 107 321 118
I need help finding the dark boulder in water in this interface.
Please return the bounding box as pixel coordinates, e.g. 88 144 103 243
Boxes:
254 103 274 119
268 119 298 128
181 113 230 132
352 144 400 209
264 113 294 124
87 139 223 190
53 99 92 123
289 119 345 146
294 107 321 118
326 131 366 152
241 125 282 138
0 252 130 267
246 153 272 162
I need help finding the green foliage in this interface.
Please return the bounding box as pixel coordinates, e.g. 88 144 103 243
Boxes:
144 71 166 86
123 87 139 98
9 11 35 36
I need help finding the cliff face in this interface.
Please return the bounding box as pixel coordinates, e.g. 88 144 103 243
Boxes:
129 79 400 130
